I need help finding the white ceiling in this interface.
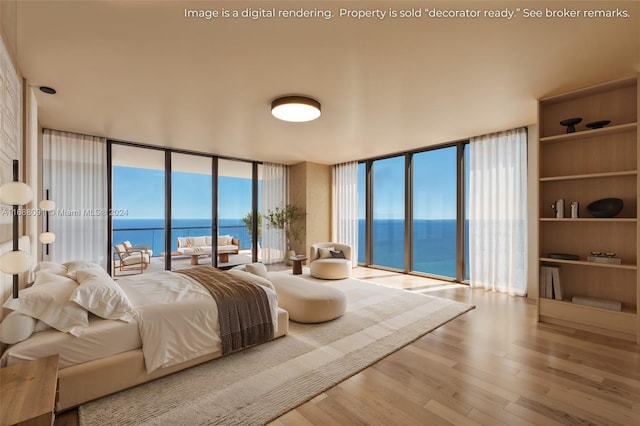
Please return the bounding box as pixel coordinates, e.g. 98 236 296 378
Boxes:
16 0 640 165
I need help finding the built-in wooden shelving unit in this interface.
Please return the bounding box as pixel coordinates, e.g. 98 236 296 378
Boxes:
537 75 639 343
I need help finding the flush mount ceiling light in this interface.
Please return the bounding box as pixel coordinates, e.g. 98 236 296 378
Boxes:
271 96 321 122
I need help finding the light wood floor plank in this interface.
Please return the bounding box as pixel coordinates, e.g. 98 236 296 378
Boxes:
546 386 639 425
424 400 481 426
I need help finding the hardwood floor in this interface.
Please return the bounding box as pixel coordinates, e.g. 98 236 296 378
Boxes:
56 267 640 425
270 268 640 426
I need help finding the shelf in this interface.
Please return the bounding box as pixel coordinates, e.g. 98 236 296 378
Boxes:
540 218 637 223
539 170 637 182
539 297 636 316
539 257 637 270
539 76 638 104
539 298 637 341
540 122 637 143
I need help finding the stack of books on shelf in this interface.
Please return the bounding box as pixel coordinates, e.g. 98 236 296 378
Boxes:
539 263 562 300
571 296 622 311
586 255 622 265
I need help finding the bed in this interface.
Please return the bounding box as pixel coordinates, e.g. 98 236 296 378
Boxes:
0 259 289 411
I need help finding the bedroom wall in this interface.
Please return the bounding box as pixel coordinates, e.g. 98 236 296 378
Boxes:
0 0 17 65
289 162 331 259
25 86 39 266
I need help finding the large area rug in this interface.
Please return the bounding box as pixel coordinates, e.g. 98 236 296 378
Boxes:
79 273 474 426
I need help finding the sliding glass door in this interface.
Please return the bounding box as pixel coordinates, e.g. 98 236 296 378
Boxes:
218 159 254 267
412 147 457 278
111 144 165 273
371 155 405 270
358 142 469 281
171 153 213 270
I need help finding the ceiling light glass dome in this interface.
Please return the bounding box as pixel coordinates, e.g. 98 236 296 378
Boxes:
271 96 321 122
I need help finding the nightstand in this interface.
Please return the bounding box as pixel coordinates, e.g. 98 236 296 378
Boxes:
0 354 59 426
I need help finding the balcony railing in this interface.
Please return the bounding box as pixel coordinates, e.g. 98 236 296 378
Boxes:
113 224 254 256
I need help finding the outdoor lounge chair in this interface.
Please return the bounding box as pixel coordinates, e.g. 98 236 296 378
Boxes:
113 243 150 276
122 240 153 257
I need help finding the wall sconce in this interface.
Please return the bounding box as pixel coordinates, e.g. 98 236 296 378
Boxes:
39 190 56 253
0 160 32 298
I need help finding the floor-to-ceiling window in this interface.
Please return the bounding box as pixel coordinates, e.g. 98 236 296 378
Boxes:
412 147 457 278
371 155 405 270
111 144 166 273
109 141 274 273
218 159 254 267
171 153 213 270
358 142 471 282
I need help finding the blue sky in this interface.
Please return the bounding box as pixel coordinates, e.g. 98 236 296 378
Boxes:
359 147 457 220
116 149 457 222
112 167 252 219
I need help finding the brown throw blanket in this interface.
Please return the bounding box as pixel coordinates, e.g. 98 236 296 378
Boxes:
176 266 274 355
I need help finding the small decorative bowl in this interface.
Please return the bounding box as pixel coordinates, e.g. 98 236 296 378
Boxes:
585 120 611 129
586 198 623 218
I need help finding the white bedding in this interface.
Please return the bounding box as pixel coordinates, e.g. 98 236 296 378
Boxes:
116 270 278 373
1 315 140 368
1 268 278 374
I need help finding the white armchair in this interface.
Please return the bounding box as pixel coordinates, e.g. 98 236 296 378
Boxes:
309 242 352 279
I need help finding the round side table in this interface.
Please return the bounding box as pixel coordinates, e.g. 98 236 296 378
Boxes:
290 255 308 275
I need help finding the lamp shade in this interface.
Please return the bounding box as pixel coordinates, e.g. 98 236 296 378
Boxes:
271 96 321 122
39 232 56 244
39 199 56 211
0 250 30 274
0 182 32 205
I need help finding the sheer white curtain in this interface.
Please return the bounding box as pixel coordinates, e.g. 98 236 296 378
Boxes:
42 129 107 267
468 128 527 295
332 162 358 260
261 163 288 264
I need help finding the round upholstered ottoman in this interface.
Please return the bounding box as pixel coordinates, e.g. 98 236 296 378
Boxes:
310 259 352 280
267 272 347 323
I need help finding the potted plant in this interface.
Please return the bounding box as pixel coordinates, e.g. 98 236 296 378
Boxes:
241 211 262 244
265 204 304 262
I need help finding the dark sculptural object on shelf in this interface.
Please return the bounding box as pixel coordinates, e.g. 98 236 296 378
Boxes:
586 197 623 218
559 117 582 133
585 120 611 129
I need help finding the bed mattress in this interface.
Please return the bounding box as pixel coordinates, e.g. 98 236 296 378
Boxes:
1 315 141 369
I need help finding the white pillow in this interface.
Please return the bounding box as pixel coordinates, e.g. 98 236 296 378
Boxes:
228 269 276 292
245 262 269 279
70 268 135 322
64 260 104 280
3 272 89 336
0 311 35 344
34 261 68 277
318 247 335 259
192 236 208 247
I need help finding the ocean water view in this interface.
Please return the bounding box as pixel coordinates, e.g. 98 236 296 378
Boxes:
115 218 463 278
359 219 461 278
